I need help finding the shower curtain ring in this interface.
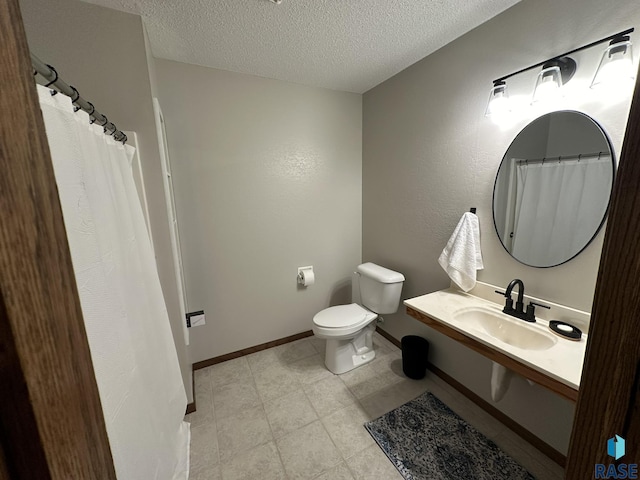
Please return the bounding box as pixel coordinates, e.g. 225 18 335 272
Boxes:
43 65 58 87
69 86 81 112
69 85 80 103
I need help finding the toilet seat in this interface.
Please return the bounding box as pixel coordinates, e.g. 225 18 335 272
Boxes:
312 303 377 338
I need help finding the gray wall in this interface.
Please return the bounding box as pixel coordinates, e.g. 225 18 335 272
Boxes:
19 0 192 402
363 0 638 453
155 60 362 363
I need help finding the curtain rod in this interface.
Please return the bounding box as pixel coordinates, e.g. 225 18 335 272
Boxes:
515 151 610 165
31 53 127 144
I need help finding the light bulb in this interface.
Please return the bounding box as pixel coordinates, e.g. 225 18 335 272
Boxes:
591 38 635 89
485 82 510 116
532 66 563 104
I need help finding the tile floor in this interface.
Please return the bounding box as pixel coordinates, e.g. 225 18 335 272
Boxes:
186 333 564 480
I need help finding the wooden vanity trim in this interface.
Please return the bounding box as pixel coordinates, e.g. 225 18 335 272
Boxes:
405 305 579 402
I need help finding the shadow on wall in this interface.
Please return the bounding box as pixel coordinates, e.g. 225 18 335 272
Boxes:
329 278 352 306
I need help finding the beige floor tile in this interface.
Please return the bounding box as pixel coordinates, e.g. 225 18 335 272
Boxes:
369 349 405 379
529 450 564 479
275 338 317 364
518 454 564 480
289 353 335 385
213 381 261 419
498 426 563 473
190 464 222 480
321 404 375 459
209 357 252 390
373 332 400 351
303 376 358 418
190 423 219 472
217 405 273 463
492 430 564 479
344 444 403 480
219 442 286 480
254 365 301 403
372 333 396 355
194 367 212 388
314 462 355 480
418 374 460 407
340 359 402 400
246 348 284 375
359 378 429 420
186 393 215 428
276 420 342 479
309 335 325 353
187 336 562 480
264 390 318 438
442 395 506 440
536 460 565 480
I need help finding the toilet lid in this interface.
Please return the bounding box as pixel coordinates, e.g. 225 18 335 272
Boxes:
313 303 372 328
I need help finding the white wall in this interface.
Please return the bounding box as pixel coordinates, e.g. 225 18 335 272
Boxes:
19 0 193 402
155 60 362 362
363 0 638 454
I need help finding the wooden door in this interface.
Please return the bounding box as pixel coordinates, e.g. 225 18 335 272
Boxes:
0 0 116 478
565 69 640 475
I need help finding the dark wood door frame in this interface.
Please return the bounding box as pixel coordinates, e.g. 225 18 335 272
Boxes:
0 1 116 478
565 74 640 473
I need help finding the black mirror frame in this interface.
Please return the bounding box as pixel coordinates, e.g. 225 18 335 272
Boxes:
491 110 616 268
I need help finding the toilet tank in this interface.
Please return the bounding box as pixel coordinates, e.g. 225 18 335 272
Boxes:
356 262 405 314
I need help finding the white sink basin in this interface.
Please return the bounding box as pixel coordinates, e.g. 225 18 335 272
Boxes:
453 306 557 351
404 286 589 391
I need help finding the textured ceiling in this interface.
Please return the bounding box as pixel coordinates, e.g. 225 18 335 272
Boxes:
80 0 521 93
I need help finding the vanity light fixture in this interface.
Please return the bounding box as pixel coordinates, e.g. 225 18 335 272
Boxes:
485 80 510 115
591 36 635 88
531 57 576 104
485 28 634 116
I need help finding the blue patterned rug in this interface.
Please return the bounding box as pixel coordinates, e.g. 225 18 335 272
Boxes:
364 392 535 480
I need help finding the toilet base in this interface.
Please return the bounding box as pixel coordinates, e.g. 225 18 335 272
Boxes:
324 322 376 374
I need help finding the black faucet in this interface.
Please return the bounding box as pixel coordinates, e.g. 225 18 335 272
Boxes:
495 279 550 322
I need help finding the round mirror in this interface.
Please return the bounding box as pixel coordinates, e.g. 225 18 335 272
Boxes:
492 111 615 268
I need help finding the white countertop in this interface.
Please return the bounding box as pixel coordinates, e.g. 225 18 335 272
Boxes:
404 287 588 390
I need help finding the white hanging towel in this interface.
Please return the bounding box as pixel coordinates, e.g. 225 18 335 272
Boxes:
438 212 484 292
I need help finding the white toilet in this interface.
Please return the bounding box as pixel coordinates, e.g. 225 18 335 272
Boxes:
312 262 405 374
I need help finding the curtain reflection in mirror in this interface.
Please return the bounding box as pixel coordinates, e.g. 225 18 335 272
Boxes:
499 155 612 266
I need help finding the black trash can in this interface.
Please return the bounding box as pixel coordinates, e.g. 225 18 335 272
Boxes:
401 335 429 380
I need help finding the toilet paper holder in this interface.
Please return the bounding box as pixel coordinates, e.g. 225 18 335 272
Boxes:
297 266 314 287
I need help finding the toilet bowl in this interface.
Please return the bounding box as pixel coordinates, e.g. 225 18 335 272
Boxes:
312 263 404 374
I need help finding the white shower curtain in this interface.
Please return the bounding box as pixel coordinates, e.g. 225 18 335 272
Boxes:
37 85 189 479
511 156 612 266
